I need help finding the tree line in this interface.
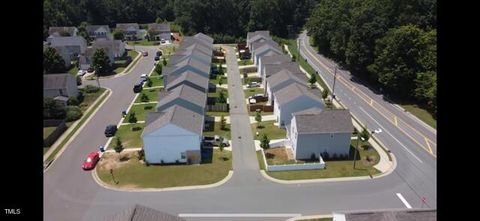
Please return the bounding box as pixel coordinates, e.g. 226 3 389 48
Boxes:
306 0 437 116
44 0 317 42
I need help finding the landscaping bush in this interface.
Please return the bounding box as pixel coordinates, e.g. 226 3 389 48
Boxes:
85 85 100 93
67 96 79 106
146 77 152 87
128 112 137 123
140 93 149 102
65 106 82 122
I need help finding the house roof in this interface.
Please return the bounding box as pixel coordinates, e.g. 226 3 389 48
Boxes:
44 74 74 89
247 30 271 44
165 71 209 91
274 82 323 106
147 23 171 32
92 39 123 51
143 105 204 136
48 27 77 36
47 36 86 47
335 209 437 221
165 57 211 76
266 69 308 89
116 23 139 31
264 62 302 78
102 204 186 221
86 25 111 33
178 43 212 57
168 49 211 66
260 54 291 65
251 40 279 53
293 109 352 134
157 84 207 111
194 33 214 45
181 36 213 49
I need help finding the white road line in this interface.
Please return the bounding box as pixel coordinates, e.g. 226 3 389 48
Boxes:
178 213 302 218
396 193 412 209
359 107 423 163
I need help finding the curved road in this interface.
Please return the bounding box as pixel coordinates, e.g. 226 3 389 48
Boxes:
44 45 435 221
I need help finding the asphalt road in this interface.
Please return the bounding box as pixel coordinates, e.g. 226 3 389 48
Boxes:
44 45 435 221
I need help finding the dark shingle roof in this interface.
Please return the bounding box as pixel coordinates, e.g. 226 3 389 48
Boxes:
147 23 170 32
260 54 291 65
116 23 139 31
264 62 302 78
165 71 209 91
247 30 271 44
166 57 211 76
194 33 214 45
102 204 186 221
157 84 207 110
266 69 308 89
294 109 352 134
86 25 110 33
251 40 280 53
143 105 204 136
337 209 437 221
47 36 87 47
44 74 73 89
48 27 77 36
274 83 323 106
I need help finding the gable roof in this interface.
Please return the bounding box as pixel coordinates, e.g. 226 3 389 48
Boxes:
48 27 77 36
168 50 211 66
260 54 291 65
102 204 186 221
178 43 212 57
251 40 279 53
44 74 74 89
116 23 139 31
194 33 214 45
181 36 213 49
144 105 204 136
47 36 87 47
165 57 211 77
292 107 323 116
165 71 209 91
294 109 352 134
264 62 302 78
274 83 323 106
266 69 308 89
91 39 123 52
247 30 271 44
147 23 170 32
157 84 207 110
86 25 111 33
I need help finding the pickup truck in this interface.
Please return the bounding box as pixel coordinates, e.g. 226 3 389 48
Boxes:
203 135 230 147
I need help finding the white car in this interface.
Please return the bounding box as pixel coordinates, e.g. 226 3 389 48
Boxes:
140 74 148 82
77 70 86 76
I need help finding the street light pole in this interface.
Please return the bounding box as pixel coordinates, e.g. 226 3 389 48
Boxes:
332 65 337 100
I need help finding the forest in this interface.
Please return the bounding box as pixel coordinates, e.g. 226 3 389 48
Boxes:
44 0 436 116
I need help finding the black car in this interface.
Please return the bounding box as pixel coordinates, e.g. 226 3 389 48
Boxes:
104 125 117 137
156 51 162 56
154 56 160 61
133 81 143 93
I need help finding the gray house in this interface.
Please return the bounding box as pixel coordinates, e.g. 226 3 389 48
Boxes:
252 41 283 65
265 68 309 105
263 61 302 88
86 25 112 39
181 36 214 52
169 48 212 66
246 30 271 49
162 57 211 86
165 71 209 93
147 23 171 41
288 108 352 160
79 39 125 70
156 84 207 115
142 105 204 164
116 23 140 40
46 36 87 67
193 33 214 45
48 27 78 37
273 83 324 127
178 42 213 57
44 74 79 98
258 54 291 77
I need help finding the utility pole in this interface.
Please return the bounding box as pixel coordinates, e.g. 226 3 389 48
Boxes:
332 65 337 100
353 133 360 169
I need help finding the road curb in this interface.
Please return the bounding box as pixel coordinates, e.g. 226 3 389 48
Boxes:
44 88 112 172
286 214 332 221
91 169 233 192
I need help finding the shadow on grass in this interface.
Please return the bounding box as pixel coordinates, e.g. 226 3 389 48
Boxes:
144 106 153 110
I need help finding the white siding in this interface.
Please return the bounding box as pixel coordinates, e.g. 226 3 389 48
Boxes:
294 132 351 160
143 124 201 164
278 96 324 127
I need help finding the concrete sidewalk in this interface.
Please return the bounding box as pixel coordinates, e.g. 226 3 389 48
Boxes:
214 115 276 124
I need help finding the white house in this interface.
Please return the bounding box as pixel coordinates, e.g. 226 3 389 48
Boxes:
116 23 140 40
147 23 171 41
273 83 324 127
46 36 87 67
262 61 301 88
86 25 112 40
251 41 282 65
265 69 308 105
142 105 204 164
288 108 353 160
246 30 271 49
79 39 125 70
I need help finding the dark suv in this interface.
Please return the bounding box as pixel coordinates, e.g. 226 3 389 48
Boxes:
104 125 117 137
133 81 143 93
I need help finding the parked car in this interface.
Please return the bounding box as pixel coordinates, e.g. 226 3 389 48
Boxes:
154 55 160 61
104 125 117 137
248 98 257 104
160 40 166 44
142 51 148 56
140 74 148 82
203 136 230 147
248 94 264 100
247 82 260 88
87 67 94 73
82 152 100 170
133 81 143 93
156 51 162 57
77 70 86 76
76 75 82 86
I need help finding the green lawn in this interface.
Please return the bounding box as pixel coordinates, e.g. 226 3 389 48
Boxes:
68 65 78 76
248 110 272 116
114 50 140 74
286 39 330 93
401 104 436 128
146 76 164 88
244 88 264 98
238 59 253 66
123 104 156 123
96 149 232 188
108 123 144 149
134 88 162 103
208 87 229 99
159 44 178 59
43 127 57 139
203 122 231 140
206 111 230 117
251 121 286 140
210 75 228 85
78 88 107 112
127 39 159 46
256 150 266 170
46 89 109 160
264 140 381 180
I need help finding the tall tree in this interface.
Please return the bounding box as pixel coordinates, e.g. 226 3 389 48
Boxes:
44 47 66 74
91 48 112 75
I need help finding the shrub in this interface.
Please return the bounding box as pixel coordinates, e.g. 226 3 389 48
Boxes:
146 78 152 87
140 93 149 102
128 112 137 123
67 96 79 106
310 153 316 161
85 85 100 93
65 106 82 122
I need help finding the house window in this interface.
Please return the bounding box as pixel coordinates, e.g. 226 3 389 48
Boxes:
181 152 186 159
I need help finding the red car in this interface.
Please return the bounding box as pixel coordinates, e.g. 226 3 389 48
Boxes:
82 152 100 170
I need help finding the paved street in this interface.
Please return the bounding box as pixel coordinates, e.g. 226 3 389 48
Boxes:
44 45 434 221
